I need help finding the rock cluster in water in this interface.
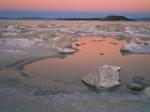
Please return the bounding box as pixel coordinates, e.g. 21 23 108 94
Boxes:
81 64 150 97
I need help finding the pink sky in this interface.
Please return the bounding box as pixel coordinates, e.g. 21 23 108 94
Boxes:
0 0 150 12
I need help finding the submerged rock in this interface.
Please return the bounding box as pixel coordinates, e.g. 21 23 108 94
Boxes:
55 47 78 53
91 39 104 42
120 42 150 54
82 65 121 89
109 40 119 45
100 53 104 55
127 83 144 91
127 76 148 91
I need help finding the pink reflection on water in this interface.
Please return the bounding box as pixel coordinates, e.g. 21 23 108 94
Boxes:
24 36 150 91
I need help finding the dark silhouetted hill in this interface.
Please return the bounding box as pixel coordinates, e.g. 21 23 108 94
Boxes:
103 15 132 21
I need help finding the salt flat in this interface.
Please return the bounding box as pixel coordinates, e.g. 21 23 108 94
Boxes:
0 20 150 112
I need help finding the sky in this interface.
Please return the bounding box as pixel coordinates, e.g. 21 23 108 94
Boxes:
0 0 150 18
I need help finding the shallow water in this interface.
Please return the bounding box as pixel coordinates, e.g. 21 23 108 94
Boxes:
24 36 150 92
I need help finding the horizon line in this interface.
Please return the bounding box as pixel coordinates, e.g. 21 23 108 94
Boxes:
0 10 150 18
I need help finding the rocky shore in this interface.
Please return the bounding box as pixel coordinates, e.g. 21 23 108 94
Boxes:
0 20 150 112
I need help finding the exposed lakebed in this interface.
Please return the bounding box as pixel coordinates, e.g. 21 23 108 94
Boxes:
23 36 150 92
1 20 150 112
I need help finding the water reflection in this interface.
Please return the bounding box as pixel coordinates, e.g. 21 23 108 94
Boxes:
24 36 150 92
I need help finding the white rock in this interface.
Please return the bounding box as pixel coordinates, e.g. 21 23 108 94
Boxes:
82 65 121 89
121 42 150 54
1 49 20 54
4 38 35 48
7 25 15 31
143 87 150 97
55 47 77 53
144 40 150 45
52 36 73 48
134 38 143 44
32 38 44 43
125 27 134 34
2 32 18 37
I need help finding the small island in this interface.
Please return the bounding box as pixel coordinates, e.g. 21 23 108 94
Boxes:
103 15 132 21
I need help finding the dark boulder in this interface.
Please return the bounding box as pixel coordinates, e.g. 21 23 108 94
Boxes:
127 83 145 91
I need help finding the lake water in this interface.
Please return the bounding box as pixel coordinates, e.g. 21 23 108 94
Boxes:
24 36 150 92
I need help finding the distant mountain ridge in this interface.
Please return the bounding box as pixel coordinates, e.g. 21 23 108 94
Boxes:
0 15 149 21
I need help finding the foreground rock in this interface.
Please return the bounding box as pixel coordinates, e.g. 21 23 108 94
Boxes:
82 65 121 89
120 42 150 54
